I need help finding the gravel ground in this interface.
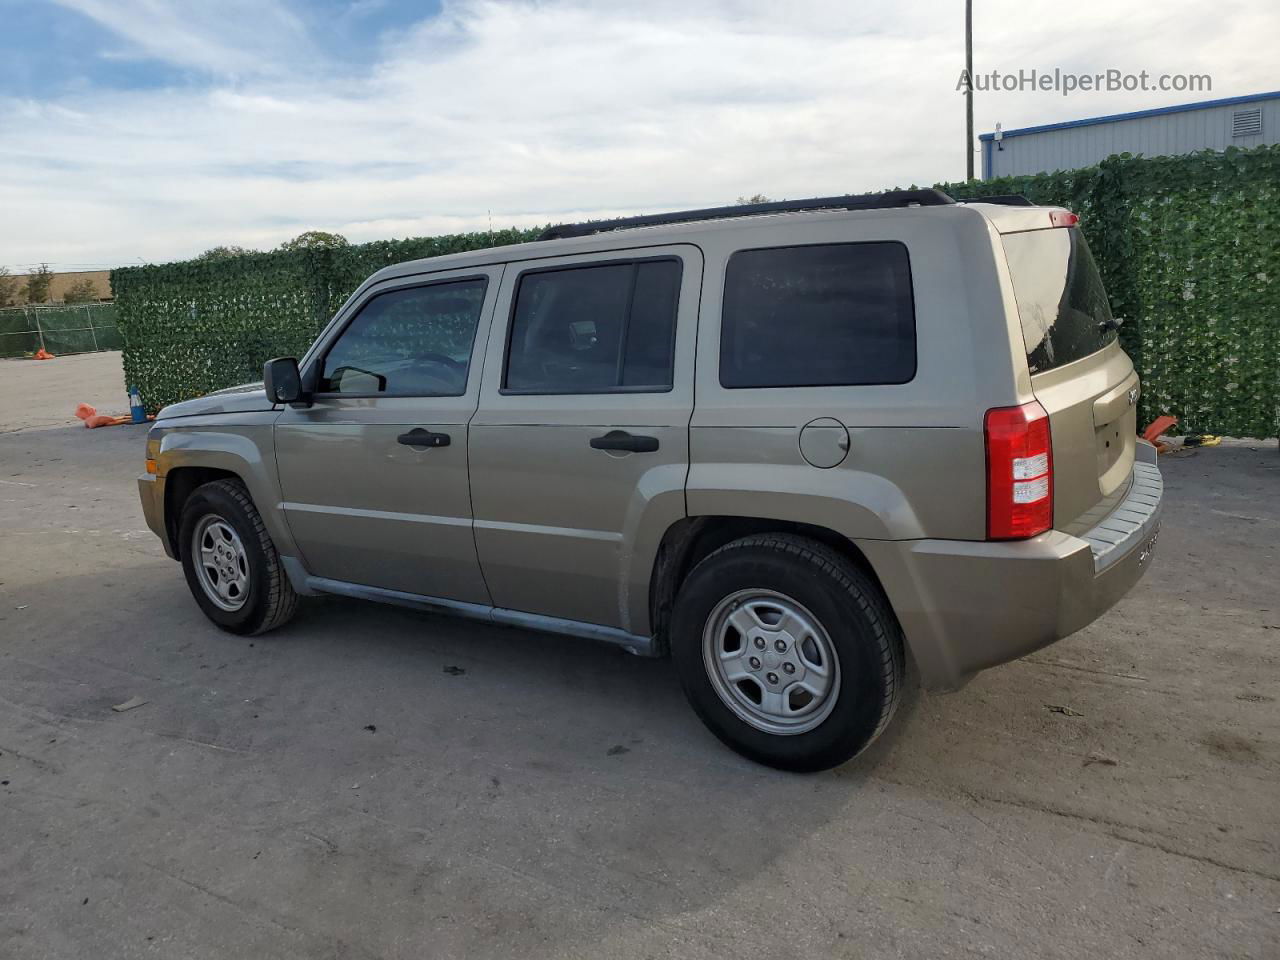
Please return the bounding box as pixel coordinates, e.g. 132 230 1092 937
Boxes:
0 351 129 432
0 353 1277 959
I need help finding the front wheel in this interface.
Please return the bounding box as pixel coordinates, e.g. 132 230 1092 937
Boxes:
670 534 904 772
178 479 298 635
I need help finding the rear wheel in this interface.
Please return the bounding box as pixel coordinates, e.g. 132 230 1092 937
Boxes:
178 479 298 635
670 534 904 771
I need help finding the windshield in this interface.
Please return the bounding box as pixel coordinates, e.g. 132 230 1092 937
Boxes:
1001 226 1117 375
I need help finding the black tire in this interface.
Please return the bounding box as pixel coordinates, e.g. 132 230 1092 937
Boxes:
178 478 299 635
670 534 904 772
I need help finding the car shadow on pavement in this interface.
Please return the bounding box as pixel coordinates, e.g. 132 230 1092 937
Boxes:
6 563 921 955
5 535 1278 959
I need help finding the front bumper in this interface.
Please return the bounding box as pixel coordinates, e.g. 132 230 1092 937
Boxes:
859 441 1164 692
138 473 175 559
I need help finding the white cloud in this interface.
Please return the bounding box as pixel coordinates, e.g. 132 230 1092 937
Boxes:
52 0 315 77
3 0 1277 267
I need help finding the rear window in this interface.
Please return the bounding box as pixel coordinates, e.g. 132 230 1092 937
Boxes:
720 242 916 388
1001 227 1117 375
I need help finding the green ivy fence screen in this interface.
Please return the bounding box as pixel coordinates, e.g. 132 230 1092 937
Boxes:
111 229 541 411
113 144 1279 436
939 145 1280 438
0 303 121 358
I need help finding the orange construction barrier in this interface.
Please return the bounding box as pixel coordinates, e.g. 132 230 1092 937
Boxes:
74 403 131 429
1142 414 1179 453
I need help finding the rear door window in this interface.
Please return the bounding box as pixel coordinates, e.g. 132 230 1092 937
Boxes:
1001 227 1117 375
719 242 916 388
504 258 681 394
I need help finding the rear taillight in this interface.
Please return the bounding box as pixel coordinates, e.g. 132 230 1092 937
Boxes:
1049 210 1080 227
985 401 1053 540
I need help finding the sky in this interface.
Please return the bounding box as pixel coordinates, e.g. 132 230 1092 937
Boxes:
1 0 1276 270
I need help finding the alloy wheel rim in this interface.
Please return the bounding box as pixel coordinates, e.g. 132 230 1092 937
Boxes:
192 515 250 612
702 589 841 736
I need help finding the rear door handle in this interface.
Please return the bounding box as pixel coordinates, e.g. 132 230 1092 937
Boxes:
590 430 659 453
397 428 451 448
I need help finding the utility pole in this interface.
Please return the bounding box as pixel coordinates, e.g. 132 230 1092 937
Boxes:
965 0 975 180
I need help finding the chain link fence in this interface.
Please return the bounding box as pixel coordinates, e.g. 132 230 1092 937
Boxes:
0 303 121 359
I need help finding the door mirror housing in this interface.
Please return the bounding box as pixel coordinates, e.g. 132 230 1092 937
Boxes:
264 357 305 405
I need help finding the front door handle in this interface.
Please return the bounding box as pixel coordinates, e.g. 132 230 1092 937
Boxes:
397 428 451 448
590 430 659 453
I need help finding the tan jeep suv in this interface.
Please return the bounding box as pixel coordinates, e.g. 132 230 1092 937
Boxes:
138 190 1163 771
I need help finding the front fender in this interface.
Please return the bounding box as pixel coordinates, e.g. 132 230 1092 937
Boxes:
152 413 299 561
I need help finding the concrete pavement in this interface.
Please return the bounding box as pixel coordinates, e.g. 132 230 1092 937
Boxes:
0 356 1277 959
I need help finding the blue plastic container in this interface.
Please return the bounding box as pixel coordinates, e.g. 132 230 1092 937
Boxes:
129 387 146 424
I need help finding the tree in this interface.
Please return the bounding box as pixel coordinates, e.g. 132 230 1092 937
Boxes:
23 264 53 304
196 246 256 261
0 267 19 308
278 230 349 252
736 194 773 205
63 278 98 303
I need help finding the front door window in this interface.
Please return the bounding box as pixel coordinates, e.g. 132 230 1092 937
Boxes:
320 278 487 396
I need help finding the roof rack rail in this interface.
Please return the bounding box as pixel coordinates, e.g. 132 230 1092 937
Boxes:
539 189 955 241
962 194 1035 206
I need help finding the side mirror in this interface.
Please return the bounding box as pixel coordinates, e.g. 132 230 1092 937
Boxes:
264 357 303 405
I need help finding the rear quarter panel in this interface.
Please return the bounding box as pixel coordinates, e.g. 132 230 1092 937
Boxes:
687 206 1021 543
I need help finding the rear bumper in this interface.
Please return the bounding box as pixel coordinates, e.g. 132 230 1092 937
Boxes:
859 442 1163 692
138 474 175 559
